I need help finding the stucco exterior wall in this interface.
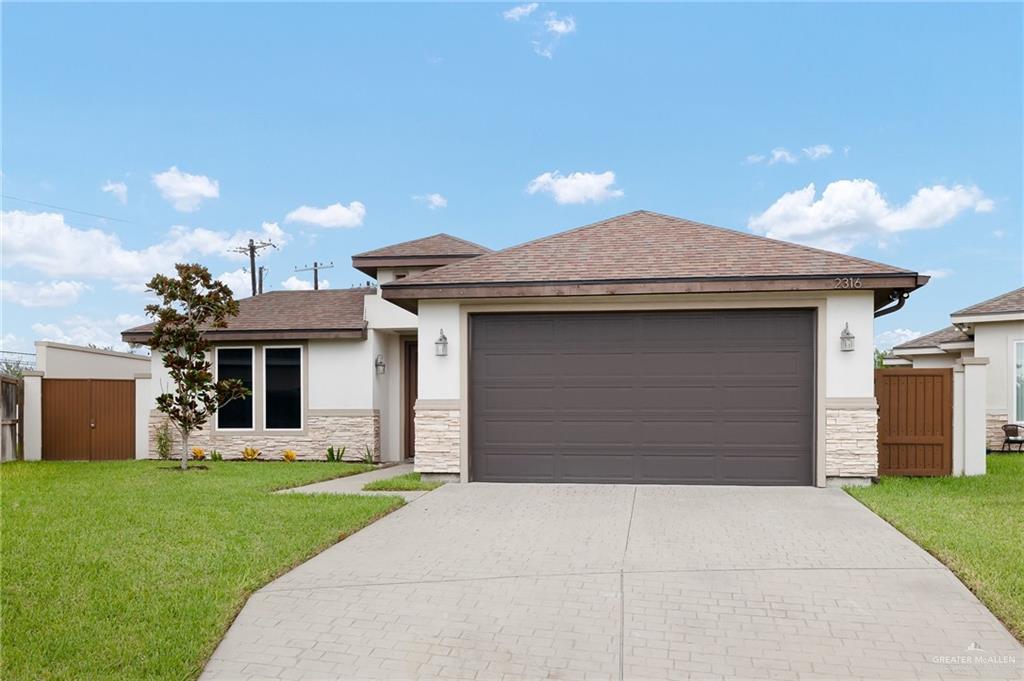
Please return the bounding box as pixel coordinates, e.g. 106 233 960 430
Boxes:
823 292 875 399
307 339 373 410
906 354 961 369
36 341 150 379
973 321 1024 418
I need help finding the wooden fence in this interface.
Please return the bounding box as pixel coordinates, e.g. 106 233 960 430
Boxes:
875 368 953 476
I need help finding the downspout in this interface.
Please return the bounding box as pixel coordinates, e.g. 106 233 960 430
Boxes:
874 291 910 318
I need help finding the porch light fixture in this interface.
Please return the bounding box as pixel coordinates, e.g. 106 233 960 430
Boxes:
374 354 386 375
840 323 855 352
435 329 448 357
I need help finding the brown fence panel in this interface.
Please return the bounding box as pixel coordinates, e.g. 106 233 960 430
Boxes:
875 368 953 476
42 379 135 461
42 379 92 460
90 380 135 460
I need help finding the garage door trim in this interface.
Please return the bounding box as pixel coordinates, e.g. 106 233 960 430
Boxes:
463 302 823 486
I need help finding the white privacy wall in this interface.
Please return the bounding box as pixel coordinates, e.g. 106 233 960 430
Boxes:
824 291 875 398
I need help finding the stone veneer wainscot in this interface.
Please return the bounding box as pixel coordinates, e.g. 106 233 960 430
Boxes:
413 400 461 475
986 410 1009 451
148 410 380 461
825 401 879 479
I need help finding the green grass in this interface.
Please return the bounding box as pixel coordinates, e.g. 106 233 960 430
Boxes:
847 455 1024 642
0 461 403 680
362 471 444 492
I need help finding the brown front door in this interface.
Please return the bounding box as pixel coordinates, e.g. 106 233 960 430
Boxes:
469 309 815 485
875 368 952 476
42 379 135 461
403 340 418 460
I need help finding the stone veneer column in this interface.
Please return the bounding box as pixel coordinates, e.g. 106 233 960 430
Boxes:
413 399 461 477
825 397 878 481
985 410 1009 451
147 409 380 461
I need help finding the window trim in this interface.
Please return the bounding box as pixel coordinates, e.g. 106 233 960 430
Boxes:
262 344 304 432
1013 340 1024 424
214 346 256 432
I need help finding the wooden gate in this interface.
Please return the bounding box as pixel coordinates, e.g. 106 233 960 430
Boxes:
42 379 135 460
875 368 952 476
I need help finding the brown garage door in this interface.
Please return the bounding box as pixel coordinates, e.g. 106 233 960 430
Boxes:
42 379 135 460
469 310 815 485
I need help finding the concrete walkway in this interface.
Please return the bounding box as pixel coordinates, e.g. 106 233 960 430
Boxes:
204 484 1023 681
278 462 430 502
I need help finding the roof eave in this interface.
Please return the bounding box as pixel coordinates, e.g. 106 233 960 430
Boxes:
949 311 1024 325
351 254 486 279
121 327 367 345
382 273 924 306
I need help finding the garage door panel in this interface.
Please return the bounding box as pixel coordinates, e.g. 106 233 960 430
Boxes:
470 310 814 485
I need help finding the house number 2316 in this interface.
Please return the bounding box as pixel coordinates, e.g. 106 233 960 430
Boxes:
832 277 862 289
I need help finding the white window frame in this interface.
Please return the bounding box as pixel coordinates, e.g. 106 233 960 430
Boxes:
1013 340 1024 424
262 345 304 432
214 346 255 432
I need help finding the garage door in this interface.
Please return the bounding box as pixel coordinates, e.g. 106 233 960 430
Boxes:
469 310 814 485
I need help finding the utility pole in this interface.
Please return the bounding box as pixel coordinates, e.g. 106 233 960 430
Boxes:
294 261 334 291
258 266 268 295
229 238 277 296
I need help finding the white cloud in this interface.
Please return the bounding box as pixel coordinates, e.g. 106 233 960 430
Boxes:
744 154 766 165
32 313 148 352
545 14 576 34
1 211 288 290
280 275 329 291
216 268 254 298
285 201 366 228
502 3 537 21
0 333 32 353
748 180 993 253
1 280 90 308
921 268 953 280
875 328 924 351
152 166 220 212
993 229 1006 238
527 170 623 205
769 148 798 165
101 180 128 204
413 193 448 210
802 144 833 161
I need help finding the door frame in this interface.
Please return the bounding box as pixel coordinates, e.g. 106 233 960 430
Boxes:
401 337 418 460
458 295 828 485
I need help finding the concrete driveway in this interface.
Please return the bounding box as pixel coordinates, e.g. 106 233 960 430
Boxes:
203 485 1022 681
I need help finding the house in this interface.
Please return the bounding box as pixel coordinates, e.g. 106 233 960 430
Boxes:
887 286 1024 450
124 210 929 486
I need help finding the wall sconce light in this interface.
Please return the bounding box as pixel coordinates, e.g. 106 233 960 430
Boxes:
374 354 386 375
840 323 855 352
435 329 448 357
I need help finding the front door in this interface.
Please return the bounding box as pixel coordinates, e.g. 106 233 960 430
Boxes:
403 340 418 460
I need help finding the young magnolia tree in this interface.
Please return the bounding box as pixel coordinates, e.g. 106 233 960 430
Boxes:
145 263 250 469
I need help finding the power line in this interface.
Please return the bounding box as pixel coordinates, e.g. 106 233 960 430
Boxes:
294 260 334 290
1 194 135 224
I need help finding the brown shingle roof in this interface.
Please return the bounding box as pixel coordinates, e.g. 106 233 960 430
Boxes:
952 287 1024 317
353 233 490 259
352 233 490 277
121 288 373 343
385 211 917 289
893 326 971 350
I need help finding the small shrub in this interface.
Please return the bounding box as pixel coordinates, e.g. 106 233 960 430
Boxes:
155 423 172 460
190 447 206 461
241 447 260 461
282 449 297 462
326 445 346 462
209 450 223 462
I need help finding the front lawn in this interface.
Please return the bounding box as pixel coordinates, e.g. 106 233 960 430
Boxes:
847 455 1024 642
0 461 402 680
363 471 444 492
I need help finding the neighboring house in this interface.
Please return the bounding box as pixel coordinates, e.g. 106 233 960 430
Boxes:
123 211 929 486
887 286 1024 450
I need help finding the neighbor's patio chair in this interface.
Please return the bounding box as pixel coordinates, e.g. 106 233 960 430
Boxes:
1001 424 1024 453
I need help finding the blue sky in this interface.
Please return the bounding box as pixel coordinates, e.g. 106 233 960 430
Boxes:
2 2 1021 352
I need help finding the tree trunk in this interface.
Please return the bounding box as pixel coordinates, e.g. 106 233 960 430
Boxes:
180 430 190 470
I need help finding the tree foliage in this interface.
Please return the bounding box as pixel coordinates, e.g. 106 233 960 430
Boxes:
144 264 249 469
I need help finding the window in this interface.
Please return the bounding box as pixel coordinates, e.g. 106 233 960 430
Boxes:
216 348 253 429
1015 341 1024 423
265 347 302 430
